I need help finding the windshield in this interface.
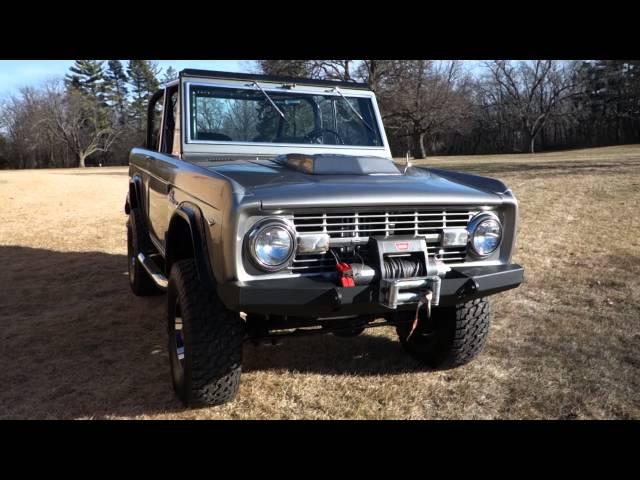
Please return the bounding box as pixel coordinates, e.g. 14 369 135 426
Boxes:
188 85 383 147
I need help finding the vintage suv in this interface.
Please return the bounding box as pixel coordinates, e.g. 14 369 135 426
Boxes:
125 69 524 407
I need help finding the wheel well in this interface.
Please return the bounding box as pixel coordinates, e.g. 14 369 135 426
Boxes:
166 206 216 291
166 216 195 273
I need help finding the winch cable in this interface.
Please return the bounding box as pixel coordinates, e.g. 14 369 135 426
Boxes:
382 256 425 279
330 248 426 284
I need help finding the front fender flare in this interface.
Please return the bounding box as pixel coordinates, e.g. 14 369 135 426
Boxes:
166 203 215 292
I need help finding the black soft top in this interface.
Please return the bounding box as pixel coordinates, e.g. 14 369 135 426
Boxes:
180 69 371 90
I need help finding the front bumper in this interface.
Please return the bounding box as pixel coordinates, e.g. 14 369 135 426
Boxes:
218 263 524 317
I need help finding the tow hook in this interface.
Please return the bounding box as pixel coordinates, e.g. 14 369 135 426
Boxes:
406 290 433 340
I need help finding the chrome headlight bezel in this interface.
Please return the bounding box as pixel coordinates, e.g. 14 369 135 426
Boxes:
467 212 503 257
246 217 297 272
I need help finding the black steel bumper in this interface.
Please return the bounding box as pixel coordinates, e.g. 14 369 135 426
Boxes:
218 264 524 317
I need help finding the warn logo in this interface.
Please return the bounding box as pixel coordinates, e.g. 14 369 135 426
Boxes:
395 242 409 251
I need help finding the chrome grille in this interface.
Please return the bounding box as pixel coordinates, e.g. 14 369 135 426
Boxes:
290 208 477 273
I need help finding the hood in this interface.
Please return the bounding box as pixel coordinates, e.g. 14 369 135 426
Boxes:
195 156 505 209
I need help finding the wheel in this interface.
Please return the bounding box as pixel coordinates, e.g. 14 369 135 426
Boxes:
168 259 245 407
396 297 490 369
127 207 161 296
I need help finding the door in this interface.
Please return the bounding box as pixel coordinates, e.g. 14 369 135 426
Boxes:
145 89 172 249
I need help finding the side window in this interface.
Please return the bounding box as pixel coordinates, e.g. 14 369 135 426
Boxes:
161 87 179 154
148 90 165 151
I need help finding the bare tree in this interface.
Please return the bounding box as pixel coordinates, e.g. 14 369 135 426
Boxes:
256 60 361 82
308 60 354 81
40 81 119 167
356 60 406 92
380 60 470 159
483 60 577 153
254 60 313 78
0 86 65 169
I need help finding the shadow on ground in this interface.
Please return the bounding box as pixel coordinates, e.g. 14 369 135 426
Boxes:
0 246 427 419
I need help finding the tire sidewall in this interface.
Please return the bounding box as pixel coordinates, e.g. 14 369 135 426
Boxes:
166 259 244 407
127 217 136 286
167 272 188 404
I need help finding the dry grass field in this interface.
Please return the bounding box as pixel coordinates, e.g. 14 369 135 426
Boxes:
1 145 639 419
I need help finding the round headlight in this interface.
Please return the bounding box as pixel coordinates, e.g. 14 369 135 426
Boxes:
468 213 502 256
248 220 296 271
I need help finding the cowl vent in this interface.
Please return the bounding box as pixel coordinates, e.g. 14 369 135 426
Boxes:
276 153 401 175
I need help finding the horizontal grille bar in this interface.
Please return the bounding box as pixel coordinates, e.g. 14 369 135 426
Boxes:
293 209 475 239
293 213 472 220
287 207 480 274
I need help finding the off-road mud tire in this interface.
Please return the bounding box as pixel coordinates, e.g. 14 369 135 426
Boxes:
127 207 161 296
396 297 490 369
168 259 245 407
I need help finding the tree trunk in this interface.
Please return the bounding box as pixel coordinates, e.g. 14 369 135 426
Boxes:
412 132 426 159
530 135 536 153
78 152 87 168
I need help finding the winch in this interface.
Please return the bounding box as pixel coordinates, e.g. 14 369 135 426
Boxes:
332 235 450 310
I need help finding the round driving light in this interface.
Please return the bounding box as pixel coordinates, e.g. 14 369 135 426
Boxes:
248 220 296 271
468 213 502 256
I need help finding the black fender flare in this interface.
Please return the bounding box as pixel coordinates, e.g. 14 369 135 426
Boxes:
166 203 216 292
125 175 144 214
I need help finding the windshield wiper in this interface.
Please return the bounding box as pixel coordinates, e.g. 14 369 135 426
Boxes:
251 81 287 122
333 87 375 134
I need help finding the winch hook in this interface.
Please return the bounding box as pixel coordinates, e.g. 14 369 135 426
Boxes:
406 290 433 340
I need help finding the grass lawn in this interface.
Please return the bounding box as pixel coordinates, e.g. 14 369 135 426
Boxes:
1 145 638 419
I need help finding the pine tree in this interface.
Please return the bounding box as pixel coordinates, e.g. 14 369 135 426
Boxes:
64 60 112 157
162 66 178 84
127 60 160 135
65 60 105 100
103 60 129 126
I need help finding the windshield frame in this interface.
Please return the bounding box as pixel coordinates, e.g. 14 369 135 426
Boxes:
181 79 390 157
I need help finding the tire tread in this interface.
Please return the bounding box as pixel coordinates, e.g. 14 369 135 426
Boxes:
397 297 491 369
170 259 244 406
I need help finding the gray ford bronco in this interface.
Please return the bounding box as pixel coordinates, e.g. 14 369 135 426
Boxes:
125 69 524 407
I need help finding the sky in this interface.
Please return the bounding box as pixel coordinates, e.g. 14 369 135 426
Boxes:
0 60 254 98
0 60 490 99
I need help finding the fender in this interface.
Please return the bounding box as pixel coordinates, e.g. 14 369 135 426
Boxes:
424 167 511 197
166 203 215 292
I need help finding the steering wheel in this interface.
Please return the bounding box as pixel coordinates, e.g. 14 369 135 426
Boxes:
305 128 344 145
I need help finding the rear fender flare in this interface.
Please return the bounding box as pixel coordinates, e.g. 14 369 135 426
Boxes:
125 175 144 214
